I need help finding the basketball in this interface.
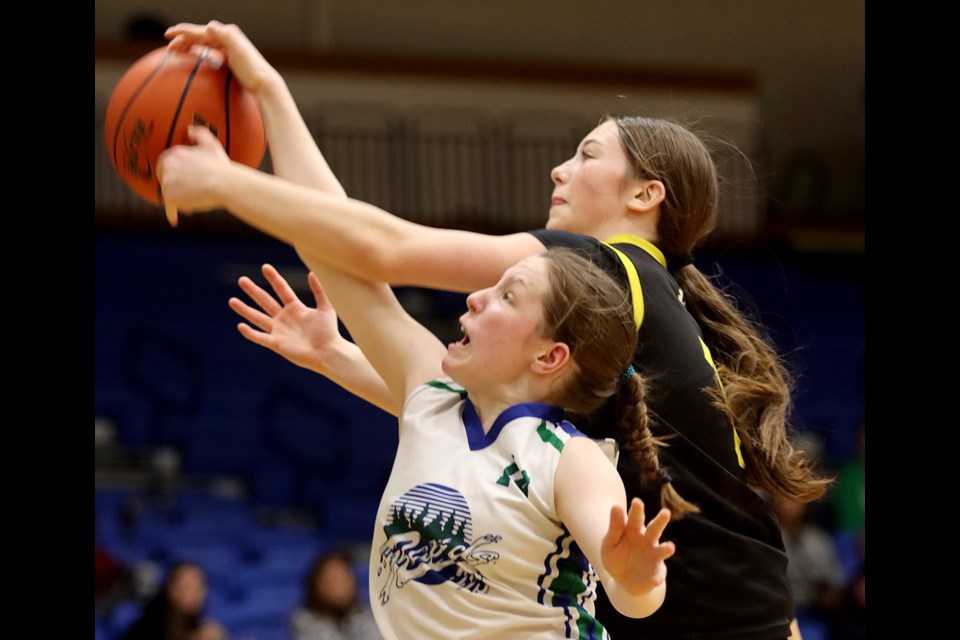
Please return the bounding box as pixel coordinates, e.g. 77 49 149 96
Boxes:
104 45 266 206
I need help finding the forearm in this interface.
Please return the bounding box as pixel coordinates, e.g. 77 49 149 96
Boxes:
217 164 406 281
252 79 400 412
309 338 399 416
216 163 530 290
296 247 446 403
254 72 347 197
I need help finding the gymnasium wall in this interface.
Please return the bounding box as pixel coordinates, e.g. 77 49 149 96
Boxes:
93 0 865 227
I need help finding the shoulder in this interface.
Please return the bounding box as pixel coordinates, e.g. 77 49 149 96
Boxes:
559 431 619 465
400 377 467 428
404 377 466 407
529 230 623 276
529 229 612 259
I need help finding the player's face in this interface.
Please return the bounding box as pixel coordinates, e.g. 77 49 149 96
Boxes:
444 255 553 388
547 119 634 234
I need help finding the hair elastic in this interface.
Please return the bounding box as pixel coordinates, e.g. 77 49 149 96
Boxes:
669 252 695 271
619 364 635 385
656 468 672 487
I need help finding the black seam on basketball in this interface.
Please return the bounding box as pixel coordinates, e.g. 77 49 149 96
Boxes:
165 48 211 149
111 50 175 171
157 49 210 206
223 70 233 154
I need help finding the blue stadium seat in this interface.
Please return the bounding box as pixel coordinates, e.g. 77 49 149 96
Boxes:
322 496 379 543
797 615 830 640
216 584 301 632
95 616 107 640
238 525 329 563
103 600 143 640
228 618 291 640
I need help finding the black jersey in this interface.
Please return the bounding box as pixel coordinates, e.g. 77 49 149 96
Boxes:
531 229 793 640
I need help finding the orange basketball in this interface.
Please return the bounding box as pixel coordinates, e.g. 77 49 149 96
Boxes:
104 45 266 206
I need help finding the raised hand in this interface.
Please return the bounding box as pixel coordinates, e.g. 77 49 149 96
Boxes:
228 263 344 373
601 498 675 597
164 20 275 95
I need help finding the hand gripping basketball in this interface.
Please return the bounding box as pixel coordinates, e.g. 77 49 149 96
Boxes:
103 45 266 222
157 125 233 227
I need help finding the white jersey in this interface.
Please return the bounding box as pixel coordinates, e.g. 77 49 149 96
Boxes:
369 378 619 640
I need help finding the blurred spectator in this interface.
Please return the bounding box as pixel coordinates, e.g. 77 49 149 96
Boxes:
121 560 228 640
290 550 381 640
771 494 845 628
95 510 162 620
96 541 134 615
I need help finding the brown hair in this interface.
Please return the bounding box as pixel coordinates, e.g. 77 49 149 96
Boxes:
540 247 698 517
611 115 830 502
303 550 359 622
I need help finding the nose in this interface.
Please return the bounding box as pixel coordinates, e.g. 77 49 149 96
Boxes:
465 289 484 313
551 160 570 184
467 288 490 313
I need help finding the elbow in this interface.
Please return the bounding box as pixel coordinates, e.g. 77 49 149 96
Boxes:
370 246 406 283
293 236 396 283
609 583 666 619
346 232 409 283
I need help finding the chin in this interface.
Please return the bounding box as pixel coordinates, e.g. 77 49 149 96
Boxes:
440 356 456 378
441 359 468 387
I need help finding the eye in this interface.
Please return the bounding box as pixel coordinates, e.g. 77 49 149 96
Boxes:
501 290 513 302
580 149 593 160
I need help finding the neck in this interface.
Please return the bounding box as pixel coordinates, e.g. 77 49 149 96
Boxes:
591 214 658 245
467 382 554 433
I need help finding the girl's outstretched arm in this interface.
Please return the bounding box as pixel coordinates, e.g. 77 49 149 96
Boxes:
554 437 675 619
294 249 449 407
229 264 398 416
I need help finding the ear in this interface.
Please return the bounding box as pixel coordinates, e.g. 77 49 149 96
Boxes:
531 342 571 376
626 179 666 214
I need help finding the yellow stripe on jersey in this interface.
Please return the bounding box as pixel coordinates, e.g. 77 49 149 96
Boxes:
699 336 746 469
604 244 644 330
601 234 665 332
603 234 667 267
601 233 745 468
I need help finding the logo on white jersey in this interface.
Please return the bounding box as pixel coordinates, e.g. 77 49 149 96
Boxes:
377 482 501 605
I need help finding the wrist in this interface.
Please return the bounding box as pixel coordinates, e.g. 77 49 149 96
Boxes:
253 68 287 105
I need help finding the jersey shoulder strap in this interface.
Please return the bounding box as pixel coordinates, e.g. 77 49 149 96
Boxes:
600 234 667 331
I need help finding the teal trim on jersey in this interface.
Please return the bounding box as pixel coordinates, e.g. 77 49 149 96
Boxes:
537 421 565 453
425 379 467 399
